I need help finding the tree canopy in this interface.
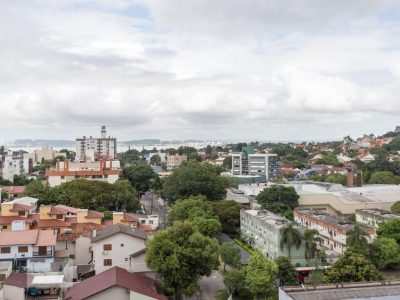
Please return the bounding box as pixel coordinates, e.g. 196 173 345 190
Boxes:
220 243 241 271
122 163 160 193
280 223 302 259
243 253 278 298
145 221 220 297
377 218 400 244
274 256 298 286
256 185 299 219
324 251 382 283
162 161 227 202
211 200 244 234
391 201 400 213
369 237 400 269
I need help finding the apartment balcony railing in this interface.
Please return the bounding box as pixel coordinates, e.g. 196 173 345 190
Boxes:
33 250 53 257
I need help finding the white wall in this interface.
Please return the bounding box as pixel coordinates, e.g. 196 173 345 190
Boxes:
92 233 146 274
3 285 25 300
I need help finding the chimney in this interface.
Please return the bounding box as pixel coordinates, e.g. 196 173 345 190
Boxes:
347 172 354 187
101 126 106 138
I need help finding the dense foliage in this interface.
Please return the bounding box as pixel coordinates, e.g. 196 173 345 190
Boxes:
274 256 298 286
162 161 227 202
122 163 160 192
145 221 220 297
211 200 244 235
220 243 241 271
377 218 400 244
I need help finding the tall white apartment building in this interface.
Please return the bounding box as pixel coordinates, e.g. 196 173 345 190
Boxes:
232 152 278 179
76 126 117 160
1 150 26 182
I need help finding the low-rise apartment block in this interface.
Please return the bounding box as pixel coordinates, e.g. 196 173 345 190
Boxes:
166 154 187 169
356 208 400 229
240 209 307 266
45 159 121 187
294 208 375 255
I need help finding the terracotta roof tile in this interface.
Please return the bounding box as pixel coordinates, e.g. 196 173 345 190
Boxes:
54 205 78 214
86 210 104 218
4 272 29 288
27 213 40 222
0 186 25 194
0 216 32 225
10 203 32 212
137 224 153 233
35 230 57 246
38 219 71 228
65 267 167 300
122 213 139 222
74 223 105 237
50 206 69 215
0 230 38 246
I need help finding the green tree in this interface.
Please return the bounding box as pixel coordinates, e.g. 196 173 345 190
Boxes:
191 217 222 237
243 253 278 299
122 163 160 193
118 149 141 166
391 201 400 213
145 221 219 298
324 251 382 283
377 218 400 244
368 171 400 184
220 243 241 271
346 225 369 250
211 200 244 235
222 157 232 170
178 146 199 161
274 256 298 286
168 195 215 222
150 154 162 166
24 180 48 199
223 269 245 296
324 173 347 185
162 162 227 202
111 180 140 212
280 223 302 260
303 229 323 263
0 189 9 200
369 237 400 269
258 185 300 210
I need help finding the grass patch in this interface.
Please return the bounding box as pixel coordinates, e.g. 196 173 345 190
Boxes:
234 238 258 255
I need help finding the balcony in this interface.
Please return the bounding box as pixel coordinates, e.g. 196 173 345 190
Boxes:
33 247 53 257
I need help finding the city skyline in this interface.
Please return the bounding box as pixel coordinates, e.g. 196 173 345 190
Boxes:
1 1 400 141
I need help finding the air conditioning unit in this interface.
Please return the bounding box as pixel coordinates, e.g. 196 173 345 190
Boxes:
103 251 108 255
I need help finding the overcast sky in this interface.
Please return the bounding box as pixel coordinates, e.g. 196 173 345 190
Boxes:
1 0 400 142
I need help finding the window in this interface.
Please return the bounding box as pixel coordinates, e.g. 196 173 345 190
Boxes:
18 246 28 253
141 220 145 224
149 220 154 224
103 244 112 251
2 225 7 230
56 214 63 219
104 259 112 266
61 176 65 179
1 247 10 254
18 211 25 216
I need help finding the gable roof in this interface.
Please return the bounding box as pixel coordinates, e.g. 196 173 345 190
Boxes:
65 267 167 300
91 224 147 243
10 203 32 212
4 272 29 288
0 216 33 225
38 219 71 228
0 230 38 246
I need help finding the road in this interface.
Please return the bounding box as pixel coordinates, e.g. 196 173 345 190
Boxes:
184 271 226 300
141 191 168 228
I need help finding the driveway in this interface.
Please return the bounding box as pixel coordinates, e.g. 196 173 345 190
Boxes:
184 271 226 300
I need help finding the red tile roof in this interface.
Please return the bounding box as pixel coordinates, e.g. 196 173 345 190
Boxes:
0 186 25 194
10 203 32 212
122 213 139 222
86 210 104 218
35 230 57 246
4 272 29 288
55 205 78 214
38 219 71 228
74 223 105 237
50 206 69 215
27 213 40 222
65 267 167 300
138 224 153 233
0 216 32 225
0 230 38 246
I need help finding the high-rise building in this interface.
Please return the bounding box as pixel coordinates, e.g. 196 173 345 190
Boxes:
232 149 278 179
76 126 117 160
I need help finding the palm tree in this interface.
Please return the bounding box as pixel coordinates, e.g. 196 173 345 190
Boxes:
303 229 323 262
280 223 302 260
346 224 368 249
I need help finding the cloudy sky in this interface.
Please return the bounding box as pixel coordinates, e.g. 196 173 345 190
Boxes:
1 0 400 142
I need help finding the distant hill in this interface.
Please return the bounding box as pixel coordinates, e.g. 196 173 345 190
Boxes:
8 139 75 147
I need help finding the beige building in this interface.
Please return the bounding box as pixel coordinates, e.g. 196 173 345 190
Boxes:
356 208 400 229
91 224 149 274
166 154 187 169
23 146 66 165
45 159 121 187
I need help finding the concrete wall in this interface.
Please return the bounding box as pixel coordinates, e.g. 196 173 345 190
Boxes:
76 236 92 265
86 285 128 300
93 232 146 274
3 285 25 300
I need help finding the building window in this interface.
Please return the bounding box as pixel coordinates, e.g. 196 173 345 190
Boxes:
56 214 63 219
103 244 112 251
1 247 10 254
149 220 154 224
2 225 7 230
18 246 28 253
61 176 65 179
18 211 25 216
104 259 112 266
141 220 145 224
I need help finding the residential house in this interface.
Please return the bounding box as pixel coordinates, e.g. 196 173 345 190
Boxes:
90 224 148 274
65 266 167 300
0 229 57 272
112 212 159 231
166 153 187 169
0 186 25 199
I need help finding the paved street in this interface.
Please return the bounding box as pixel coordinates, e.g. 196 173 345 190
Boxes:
141 191 168 228
184 271 226 300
